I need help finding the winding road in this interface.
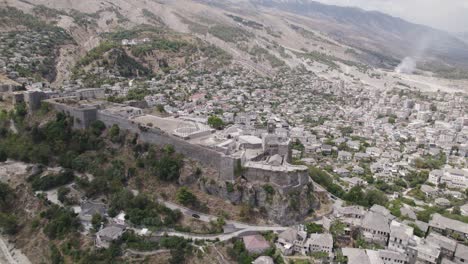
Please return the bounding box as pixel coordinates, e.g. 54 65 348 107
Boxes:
155 198 289 241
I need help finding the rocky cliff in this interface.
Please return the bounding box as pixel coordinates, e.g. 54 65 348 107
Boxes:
199 178 319 225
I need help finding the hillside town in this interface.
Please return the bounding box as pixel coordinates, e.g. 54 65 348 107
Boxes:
1 49 468 262
0 2 467 264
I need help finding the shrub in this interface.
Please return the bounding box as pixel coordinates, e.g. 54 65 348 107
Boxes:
263 184 275 195
0 213 18 235
208 115 225 130
90 120 106 136
41 205 81 239
176 187 197 206
30 169 75 191
226 182 234 193
305 223 323 234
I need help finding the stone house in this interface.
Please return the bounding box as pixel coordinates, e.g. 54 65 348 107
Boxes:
95 225 125 249
388 221 413 254
276 228 307 255
242 234 271 254
342 177 367 191
303 233 333 256
338 151 353 162
426 232 457 259
429 214 468 240
78 200 107 231
360 212 390 246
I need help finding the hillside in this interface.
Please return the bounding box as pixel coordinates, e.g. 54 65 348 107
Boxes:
1 0 468 82
251 0 468 64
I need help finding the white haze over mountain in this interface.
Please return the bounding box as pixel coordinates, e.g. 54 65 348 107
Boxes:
314 0 468 33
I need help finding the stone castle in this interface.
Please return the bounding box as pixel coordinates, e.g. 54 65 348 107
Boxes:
3 88 316 224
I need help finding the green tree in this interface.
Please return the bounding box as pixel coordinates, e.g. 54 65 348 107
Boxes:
57 187 70 204
90 120 106 136
305 223 323 234
157 154 182 182
50 244 64 264
109 124 120 141
0 182 14 209
42 205 81 239
364 189 388 207
176 187 197 206
156 104 165 113
91 213 103 231
0 213 18 235
344 186 365 204
330 220 346 240
208 115 225 130
14 102 27 118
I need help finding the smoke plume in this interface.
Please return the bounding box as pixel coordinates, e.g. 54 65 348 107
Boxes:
395 57 416 74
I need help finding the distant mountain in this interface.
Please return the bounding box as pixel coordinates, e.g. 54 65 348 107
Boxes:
251 0 468 69
3 0 468 77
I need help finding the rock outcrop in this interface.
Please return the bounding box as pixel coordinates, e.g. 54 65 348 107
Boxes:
199 178 319 225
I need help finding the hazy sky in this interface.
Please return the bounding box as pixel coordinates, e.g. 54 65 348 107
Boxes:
314 0 468 33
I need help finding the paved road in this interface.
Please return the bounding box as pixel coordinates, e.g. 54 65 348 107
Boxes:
158 199 218 223
157 199 285 230
0 238 15 264
154 225 289 242
0 236 31 264
151 176 347 242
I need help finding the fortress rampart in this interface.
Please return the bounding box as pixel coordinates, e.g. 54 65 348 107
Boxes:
44 97 308 193
45 98 237 182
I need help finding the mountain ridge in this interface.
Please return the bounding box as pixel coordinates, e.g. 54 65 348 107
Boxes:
2 0 468 79
249 0 468 68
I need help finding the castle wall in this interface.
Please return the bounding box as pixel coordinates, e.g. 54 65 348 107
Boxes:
42 100 309 190
46 99 98 129
24 91 47 112
243 165 309 192
97 111 236 182
0 84 22 93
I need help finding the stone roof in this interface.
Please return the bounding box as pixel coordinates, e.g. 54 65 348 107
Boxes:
342 248 370 264
96 225 125 241
239 135 262 145
306 233 333 248
379 249 407 262
435 198 451 206
80 200 107 218
253 256 274 264
267 154 283 166
366 250 384 264
426 232 457 252
400 207 417 220
278 228 306 244
390 221 413 240
461 203 468 214
362 212 390 233
456 243 468 260
441 258 457 264
421 184 436 194
339 205 366 216
370 205 392 218
416 239 441 259
243 235 270 254
429 214 468 234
